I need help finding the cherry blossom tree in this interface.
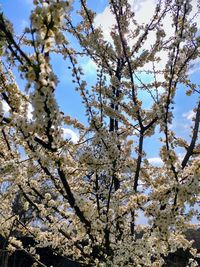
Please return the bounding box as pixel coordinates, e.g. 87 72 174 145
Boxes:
0 0 200 266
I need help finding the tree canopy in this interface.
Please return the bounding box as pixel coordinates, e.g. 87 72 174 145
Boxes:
0 0 200 266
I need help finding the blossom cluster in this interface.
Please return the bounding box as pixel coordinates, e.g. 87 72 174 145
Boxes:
0 0 199 266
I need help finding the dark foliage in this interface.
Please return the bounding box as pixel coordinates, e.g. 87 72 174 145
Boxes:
1 230 200 266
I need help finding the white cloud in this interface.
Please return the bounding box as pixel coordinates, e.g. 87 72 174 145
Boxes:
0 100 10 118
0 101 34 121
61 128 79 143
130 0 157 24
95 6 114 43
183 110 195 121
94 0 200 80
148 157 163 165
3 102 10 114
188 58 200 75
188 65 200 75
94 0 157 43
82 59 97 76
94 0 169 83
130 0 200 28
26 103 33 120
177 152 184 162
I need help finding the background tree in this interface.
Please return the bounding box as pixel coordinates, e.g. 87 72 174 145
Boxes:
0 0 200 266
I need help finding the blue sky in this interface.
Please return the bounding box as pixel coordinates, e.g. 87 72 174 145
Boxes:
0 0 199 163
